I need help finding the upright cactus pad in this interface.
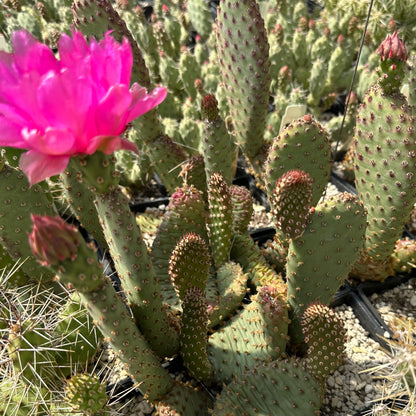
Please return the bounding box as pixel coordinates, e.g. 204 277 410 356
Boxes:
270 169 314 240
264 115 332 207
169 233 212 381
207 173 233 269
207 285 287 384
229 185 254 233
201 94 237 186
351 33 416 281
215 0 271 170
151 185 208 308
286 192 367 347
301 302 347 385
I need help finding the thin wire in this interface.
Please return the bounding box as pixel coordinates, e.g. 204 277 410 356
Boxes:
332 0 374 162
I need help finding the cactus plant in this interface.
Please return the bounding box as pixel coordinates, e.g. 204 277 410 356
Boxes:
350 30 416 281
1 1 416 415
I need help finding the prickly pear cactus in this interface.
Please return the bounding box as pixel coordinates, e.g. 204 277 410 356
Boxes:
286 192 367 347
212 359 323 416
351 30 416 281
264 115 332 209
215 0 271 177
64 373 108 416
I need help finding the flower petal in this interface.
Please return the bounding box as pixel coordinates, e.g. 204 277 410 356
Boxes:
37 70 93 144
0 114 27 147
19 151 70 185
86 135 138 154
126 85 167 122
12 30 59 76
95 84 132 135
21 127 77 155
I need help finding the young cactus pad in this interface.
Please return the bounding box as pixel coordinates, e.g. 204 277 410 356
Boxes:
264 115 331 209
286 192 367 346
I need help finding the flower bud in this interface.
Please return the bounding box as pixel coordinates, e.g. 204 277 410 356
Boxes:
29 215 81 266
201 94 219 121
377 30 407 62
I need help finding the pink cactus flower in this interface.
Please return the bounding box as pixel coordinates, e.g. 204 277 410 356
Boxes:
0 30 167 185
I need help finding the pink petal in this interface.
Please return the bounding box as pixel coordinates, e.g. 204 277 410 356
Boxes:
19 151 70 185
22 127 78 155
12 30 59 76
37 70 93 142
126 86 167 122
0 114 27 147
95 84 132 135
86 135 138 154
58 31 90 67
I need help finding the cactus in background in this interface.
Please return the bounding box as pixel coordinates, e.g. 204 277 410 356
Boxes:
351 30 416 281
215 0 271 181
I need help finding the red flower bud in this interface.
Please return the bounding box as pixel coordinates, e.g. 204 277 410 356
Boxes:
28 215 81 266
201 94 219 121
377 30 407 62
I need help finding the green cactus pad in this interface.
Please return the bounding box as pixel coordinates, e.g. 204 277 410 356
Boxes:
270 170 314 240
169 232 211 297
215 0 271 168
212 359 323 415
156 381 212 416
208 260 248 328
229 185 254 234
169 233 212 380
264 115 331 208
0 163 55 282
351 84 416 281
201 95 237 186
151 185 209 308
286 192 367 347
59 164 107 249
301 302 347 385
230 232 286 293
207 173 233 268
180 286 212 381
64 373 107 415
207 286 287 384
